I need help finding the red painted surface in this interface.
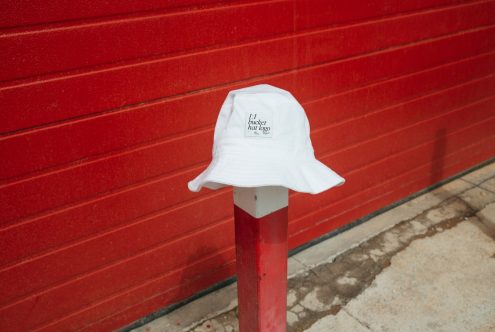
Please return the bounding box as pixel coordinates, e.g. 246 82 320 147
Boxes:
1 0 494 331
234 205 288 332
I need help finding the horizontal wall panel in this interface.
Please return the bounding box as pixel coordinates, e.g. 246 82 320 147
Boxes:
304 51 495 128
0 130 213 226
289 26 495 102
1 0 478 82
294 0 495 65
310 75 495 158
2 5 495 133
0 220 235 331
332 104 495 183
290 106 495 225
293 0 469 31
0 1 294 82
290 123 495 240
0 187 232 267
41 253 238 332
0 0 466 30
0 0 228 28
0 191 233 305
289 136 495 248
2 1 494 330
0 170 219 267
291 97 495 220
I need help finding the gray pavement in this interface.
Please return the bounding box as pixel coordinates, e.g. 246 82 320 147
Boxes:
133 161 495 332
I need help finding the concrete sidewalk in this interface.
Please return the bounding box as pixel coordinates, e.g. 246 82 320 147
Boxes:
132 161 495 332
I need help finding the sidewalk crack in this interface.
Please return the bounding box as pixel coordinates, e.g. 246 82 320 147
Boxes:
343 308 373 331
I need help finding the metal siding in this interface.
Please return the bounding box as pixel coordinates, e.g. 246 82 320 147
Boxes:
0 1 494 331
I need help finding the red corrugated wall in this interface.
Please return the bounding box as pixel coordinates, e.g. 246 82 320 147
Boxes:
1 0 494 330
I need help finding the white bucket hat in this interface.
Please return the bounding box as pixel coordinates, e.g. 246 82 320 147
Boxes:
188 84 345 194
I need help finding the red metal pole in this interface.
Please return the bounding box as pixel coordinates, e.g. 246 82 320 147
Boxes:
233 187 289 332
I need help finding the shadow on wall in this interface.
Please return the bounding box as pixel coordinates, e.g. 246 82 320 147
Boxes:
166 239 234 323
430 128 447 186
120 222 236 332
179 242 233 294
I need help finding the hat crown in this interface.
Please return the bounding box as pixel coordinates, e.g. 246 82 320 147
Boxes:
212 84 314 159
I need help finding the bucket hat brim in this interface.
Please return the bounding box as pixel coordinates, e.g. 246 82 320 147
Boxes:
188 153 345 195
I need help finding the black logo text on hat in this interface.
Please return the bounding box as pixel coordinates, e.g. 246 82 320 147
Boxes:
245 111 273 138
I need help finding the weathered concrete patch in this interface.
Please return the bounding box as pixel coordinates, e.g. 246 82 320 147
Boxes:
342 218 495 332
192 310 238 332
475 202 495 241
461 163 495 185
303 309 368 332
459 187 495 210
480 177 495 194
